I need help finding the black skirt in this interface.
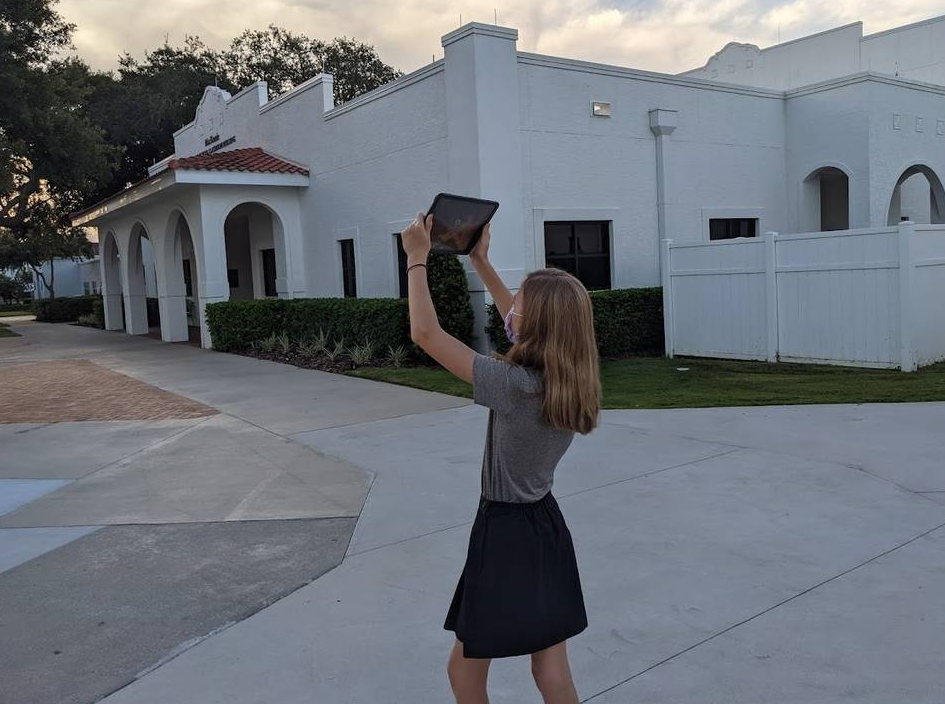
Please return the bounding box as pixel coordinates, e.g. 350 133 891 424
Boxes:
444 491 587 658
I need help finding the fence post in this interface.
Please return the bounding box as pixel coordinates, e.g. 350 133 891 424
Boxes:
661 238 675 359
764 232 779 363
898 220 917 372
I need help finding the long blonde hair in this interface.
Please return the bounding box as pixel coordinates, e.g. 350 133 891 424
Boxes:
502 268 601 434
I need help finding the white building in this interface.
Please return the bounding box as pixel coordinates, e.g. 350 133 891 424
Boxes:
72 15 945 350
31 251 102 300
31 240 157 301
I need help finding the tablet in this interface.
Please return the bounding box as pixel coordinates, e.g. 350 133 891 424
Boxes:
427 193 499 255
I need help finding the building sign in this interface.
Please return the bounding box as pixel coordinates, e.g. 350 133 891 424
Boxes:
201 135 236 154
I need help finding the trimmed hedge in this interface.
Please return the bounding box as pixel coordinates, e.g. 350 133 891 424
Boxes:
206 297 411 352
427 253 474 345
486 286 664 358
206 253 474 355
89 297 106 328
32 295 100 323
0 302 32 313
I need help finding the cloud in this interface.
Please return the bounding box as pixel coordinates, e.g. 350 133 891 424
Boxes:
57 0 943 76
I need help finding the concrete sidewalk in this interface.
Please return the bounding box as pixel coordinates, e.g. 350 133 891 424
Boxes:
0 320 466 704
2 320 944 703
100 402 945 704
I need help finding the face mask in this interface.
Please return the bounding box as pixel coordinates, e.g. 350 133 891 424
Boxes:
504 307 522 344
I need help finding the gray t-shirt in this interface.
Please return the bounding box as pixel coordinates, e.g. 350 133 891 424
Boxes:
473 353 575 503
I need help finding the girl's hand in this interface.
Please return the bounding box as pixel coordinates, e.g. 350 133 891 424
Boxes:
470 223 491 264
401 212 432 264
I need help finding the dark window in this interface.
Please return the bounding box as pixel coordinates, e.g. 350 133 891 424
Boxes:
709 218 757 240
182 259 193 297
394 233 408 298
261 248 277 297
340 239 357 298
227 268 239 288
543 221 611 290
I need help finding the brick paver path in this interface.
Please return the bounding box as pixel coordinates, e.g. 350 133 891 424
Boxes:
0 359 217 423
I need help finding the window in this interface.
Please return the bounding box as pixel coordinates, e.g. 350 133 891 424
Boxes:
394 233 408 298
339 239 357 298
709 218 757 240
543 221 611 290
227 268 240 288
83 282 91 295
182 259 193 297
261 249 277 297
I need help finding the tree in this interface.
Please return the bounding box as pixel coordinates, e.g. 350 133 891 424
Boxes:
83 27 402 200
0 0 118 294
85 37 233 202
221 26 402 104
221 26 320 97
320 37 403 104
0 198 93 297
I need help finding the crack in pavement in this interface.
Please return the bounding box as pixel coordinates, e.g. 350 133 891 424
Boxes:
580 519 945 702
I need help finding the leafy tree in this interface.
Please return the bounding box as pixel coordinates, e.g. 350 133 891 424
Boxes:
222 26 402 104
0 0 117 294
221 26 320 97
85 37 233 201
320 37 404 104
83 27 402 199
0 198 93 297
0 270 30 303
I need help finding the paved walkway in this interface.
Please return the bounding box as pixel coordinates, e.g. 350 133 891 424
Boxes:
0 321 465 704
2 320 944 704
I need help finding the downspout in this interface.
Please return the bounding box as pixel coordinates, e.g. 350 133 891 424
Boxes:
649 108 677 358
648 108 678 265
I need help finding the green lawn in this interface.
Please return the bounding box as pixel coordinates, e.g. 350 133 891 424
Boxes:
349 357 945 409
0 310 31 318
0 321 20 338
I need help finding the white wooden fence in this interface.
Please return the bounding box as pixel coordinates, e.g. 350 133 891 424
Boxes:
661 221 945 371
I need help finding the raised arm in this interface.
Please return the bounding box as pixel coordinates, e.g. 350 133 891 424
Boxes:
469 224 514 319
401 212 476 384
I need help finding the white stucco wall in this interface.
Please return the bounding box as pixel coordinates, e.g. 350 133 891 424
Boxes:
861 16 945 84
684 14 945 91
866 79 945 227
32 257 105 299
518 56 787 287
682 23 863 89
170 66 449 301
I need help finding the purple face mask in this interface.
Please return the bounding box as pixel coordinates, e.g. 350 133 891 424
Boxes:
504 307 523 344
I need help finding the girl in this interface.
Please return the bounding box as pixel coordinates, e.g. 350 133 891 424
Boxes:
401 212 600 704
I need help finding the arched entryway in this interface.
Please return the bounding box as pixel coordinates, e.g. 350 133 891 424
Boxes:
887 164 945 225
101 231 124 331
122 223 157 334
223 203 287 301
159 211 201 343
802 166 850 232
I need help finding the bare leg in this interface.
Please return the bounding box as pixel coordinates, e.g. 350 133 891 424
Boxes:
447 639 492 704
531 640 579 704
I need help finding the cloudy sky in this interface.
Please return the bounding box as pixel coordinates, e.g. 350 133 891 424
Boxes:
59 0 942 76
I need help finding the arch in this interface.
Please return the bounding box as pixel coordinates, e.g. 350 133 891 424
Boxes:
100 230 124 331
158 208 200 343
221 200 290 301
801 164 850 232
886 163 945 225
122 221 154 334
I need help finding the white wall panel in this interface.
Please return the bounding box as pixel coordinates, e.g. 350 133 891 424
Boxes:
666 223 945 369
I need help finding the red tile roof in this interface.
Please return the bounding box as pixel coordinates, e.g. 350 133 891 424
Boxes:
167 147 309 175
71 147 308 221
